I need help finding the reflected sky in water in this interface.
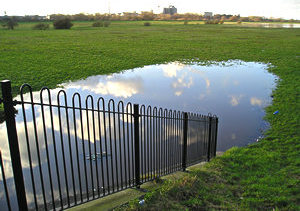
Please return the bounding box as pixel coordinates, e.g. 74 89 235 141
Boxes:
0 60 278 157
61 60 277 151
0 60 278 209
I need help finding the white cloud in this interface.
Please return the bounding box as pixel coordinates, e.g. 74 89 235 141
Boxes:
67 76 144 98
250 97 263 106
229 95 243 106
162 62 185 78
175 91 182 96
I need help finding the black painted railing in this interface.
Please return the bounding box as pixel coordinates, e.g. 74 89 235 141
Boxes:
0 80 218 210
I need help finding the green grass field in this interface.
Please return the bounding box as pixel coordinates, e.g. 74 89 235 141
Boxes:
1 21 299 209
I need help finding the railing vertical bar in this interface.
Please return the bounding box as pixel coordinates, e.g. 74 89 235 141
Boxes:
97 99 105 196
144 108 147 181
100 98 110 195
1 80 28 211
90 99 100 198
154 108 158 178
78 96 88 201
175 112 177 171
214 117 219 157
169 112 172 172
162 111 165 175
182 112 188 171
167 111 170 174
72 94 83 203
173 111 176 172
203 116 206 159
20 85 38 210
164 110 167 175
207 116 212 162
61 92 76 206
133 104 140 188
168 111 171 174
161 111 164 176
49 89 65 209
181 113 184 169
0 150 12 211
40 88 58 209
150 107 153 180
169 112 172 173
130 103 135 186
204 117 206 157
142 106 146 182
171 112 174 172
149 108 152 180
117 102 124 190
176 113 180 170
196 116 200 161
121 103 127 188
178 113 181 170
85 96 95 199
111 101 119 191
138 108 142 183
108 101 115 193
130 105 134 186
206 116 209 159
57 91 70 207
174 113 177 170
146 107 150 181
158 109 162 177
125 104 131 187
166 111 170 174
155 109 158 177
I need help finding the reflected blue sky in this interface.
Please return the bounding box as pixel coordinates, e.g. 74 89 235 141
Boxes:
60 60 277 151
0 60 278 209
0 60 278 158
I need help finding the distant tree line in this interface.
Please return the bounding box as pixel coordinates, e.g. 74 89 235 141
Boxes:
48 13 299 23
0 12 299 23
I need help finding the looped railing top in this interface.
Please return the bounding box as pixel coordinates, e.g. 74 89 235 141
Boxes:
1 81 218 211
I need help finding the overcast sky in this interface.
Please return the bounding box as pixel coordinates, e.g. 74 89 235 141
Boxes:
2 0 300 19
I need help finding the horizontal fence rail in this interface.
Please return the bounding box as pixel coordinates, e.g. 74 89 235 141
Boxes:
0 80 218 210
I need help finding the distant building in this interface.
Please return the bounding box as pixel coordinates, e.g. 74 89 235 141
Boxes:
204 12 213 19
163 5 177 15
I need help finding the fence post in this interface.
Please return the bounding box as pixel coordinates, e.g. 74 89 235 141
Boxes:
182 112 188 171
133 104 140 188
1 80 28 211
207 116 212 162
213 117 219 157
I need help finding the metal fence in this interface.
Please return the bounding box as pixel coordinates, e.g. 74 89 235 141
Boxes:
0 80 218 211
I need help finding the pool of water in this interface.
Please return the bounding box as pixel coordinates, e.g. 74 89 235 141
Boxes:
0 60 278 209
58 60 277 151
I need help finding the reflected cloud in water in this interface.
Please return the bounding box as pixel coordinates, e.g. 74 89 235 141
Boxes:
0 60 278 208
64 75 144 98
1 60 277 175
54 60 276 152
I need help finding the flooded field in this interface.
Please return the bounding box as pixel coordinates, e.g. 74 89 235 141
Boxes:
0 60 278 209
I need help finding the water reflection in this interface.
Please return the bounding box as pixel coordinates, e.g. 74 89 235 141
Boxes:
0 60 277 209
59 60 276 151
67 76 144 98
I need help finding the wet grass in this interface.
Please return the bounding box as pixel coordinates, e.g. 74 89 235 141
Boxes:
0 21 299 209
